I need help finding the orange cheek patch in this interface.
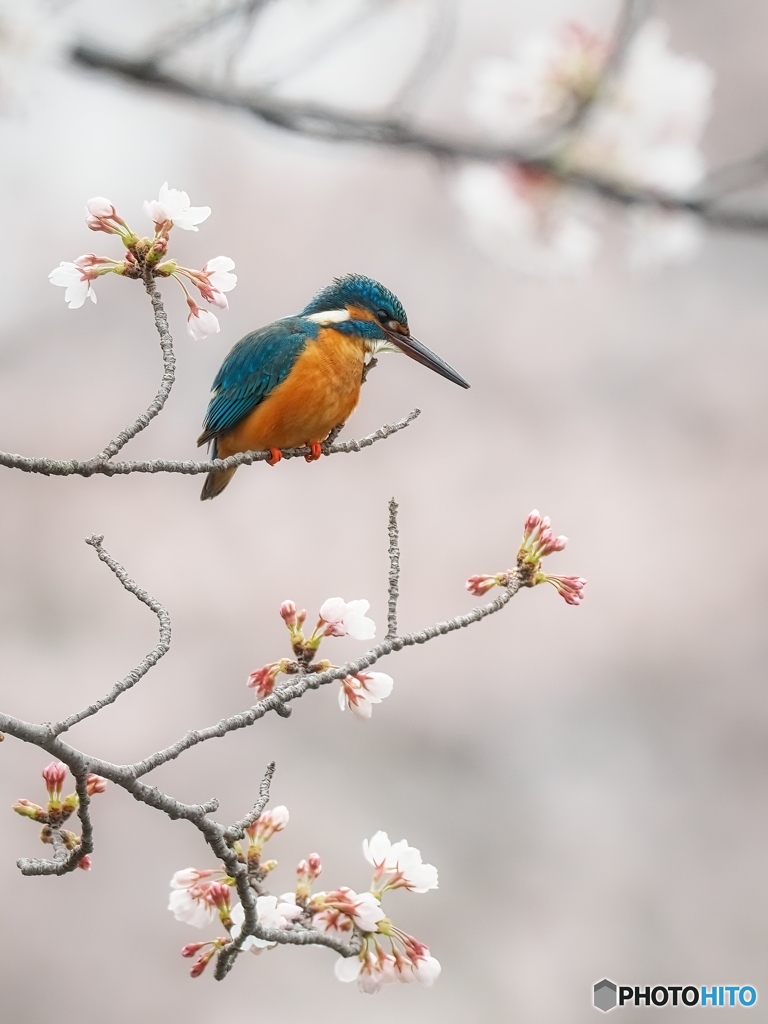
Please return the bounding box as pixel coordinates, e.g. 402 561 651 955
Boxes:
347 305 377 322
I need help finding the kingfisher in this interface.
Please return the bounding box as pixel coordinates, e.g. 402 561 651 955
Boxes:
197 274 469 500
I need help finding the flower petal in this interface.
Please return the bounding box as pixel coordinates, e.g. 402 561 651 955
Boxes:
335 956 363 983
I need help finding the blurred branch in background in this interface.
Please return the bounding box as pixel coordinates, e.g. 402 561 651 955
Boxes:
61 0 768 279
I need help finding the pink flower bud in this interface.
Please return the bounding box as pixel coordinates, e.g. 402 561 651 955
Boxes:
12 798 45 820
42 762 67 796
206 882 231 911
86 197 116 218
246 805 289 849
519 509 569 564
280 600 298 627
297 852 323 881
181 942 206 958
85 774 107 796
74 253 113 269
465 574 499 597
190 955 212 978
78 855 92 870
246 663 281 699
524 509 542 534
544 573 585 602
539 574 587 605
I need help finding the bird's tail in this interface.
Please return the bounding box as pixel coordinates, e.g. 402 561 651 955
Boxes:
200 465 237 501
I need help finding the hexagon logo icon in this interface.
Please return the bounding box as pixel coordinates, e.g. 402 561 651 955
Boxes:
594 979 618 1012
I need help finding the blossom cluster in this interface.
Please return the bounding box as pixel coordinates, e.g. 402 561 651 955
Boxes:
246 596 393 720
455 19 714 274
49 184 237 339
12 761 108 870
467 508 586 606
169 804 440 993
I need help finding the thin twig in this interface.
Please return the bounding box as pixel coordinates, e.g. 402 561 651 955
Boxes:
386 497 400 639
223 761 275 842
52 535 172 735
96 274 176 463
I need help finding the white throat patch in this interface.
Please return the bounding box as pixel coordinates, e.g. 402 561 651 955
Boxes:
304 308 351 325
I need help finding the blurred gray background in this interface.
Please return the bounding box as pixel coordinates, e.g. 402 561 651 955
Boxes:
1 0 768 1020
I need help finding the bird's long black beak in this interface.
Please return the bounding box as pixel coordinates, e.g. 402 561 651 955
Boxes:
386 331 470 389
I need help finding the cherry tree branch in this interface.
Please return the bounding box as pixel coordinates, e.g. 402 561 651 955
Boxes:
0 281 420 478
0 504 527 973
223 761 275 843
96 273 176 461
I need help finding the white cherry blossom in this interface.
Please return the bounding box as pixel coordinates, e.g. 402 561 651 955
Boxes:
312 887 385 935
168 887 218 929
363 831 438 893
201 256 237 307
230 895 302 952
318 597 376 639
338 671 393 720
186 300 220 340
411 954 442 986
144 182 211 232
335 954 365 983
334 942 441 993
48 262 98 308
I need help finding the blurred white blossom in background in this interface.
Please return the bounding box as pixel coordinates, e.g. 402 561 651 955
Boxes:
467 22 607 141
456 19 714 275
452 163 600 277
0 0 68 109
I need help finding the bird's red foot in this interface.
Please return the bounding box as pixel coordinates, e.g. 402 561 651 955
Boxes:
266 448 282 466
304 441 323 463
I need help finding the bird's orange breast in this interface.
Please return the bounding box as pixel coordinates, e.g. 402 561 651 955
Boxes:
216 327 365 458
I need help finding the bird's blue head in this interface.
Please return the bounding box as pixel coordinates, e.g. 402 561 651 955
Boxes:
300 274 469 389
301 274 408 334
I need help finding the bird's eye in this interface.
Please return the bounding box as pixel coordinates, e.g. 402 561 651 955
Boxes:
376 309 390 323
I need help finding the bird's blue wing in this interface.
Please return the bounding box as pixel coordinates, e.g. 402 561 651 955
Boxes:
198 317 316 445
